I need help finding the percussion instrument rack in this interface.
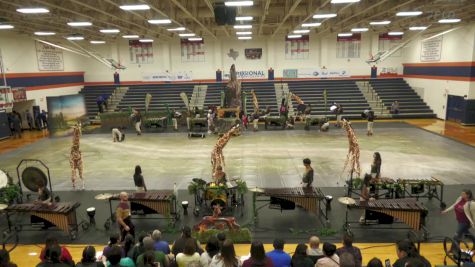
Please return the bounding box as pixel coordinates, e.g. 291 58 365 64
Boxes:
252 187 329 226
342 198 428 239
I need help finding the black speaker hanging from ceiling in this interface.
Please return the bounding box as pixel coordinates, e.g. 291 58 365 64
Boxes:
214 3 236 26
226 7 236 25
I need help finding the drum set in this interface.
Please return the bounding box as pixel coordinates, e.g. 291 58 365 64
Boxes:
191 178 245 216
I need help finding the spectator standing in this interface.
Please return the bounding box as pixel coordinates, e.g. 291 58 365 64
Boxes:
290 244 313 267
336 234 362 267
391 101 400 114
26 110 34 130
366 107 375 136
41 110 48 129
242 241 273 267
266 239 291 267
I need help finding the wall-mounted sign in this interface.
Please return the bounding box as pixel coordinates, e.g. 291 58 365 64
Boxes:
223 70 265 79
142 71 193 82
36 41 64 71
245 48 262 60
283 68 351 78
420 36 443 62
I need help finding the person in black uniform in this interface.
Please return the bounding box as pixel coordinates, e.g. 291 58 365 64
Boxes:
301 158 314 188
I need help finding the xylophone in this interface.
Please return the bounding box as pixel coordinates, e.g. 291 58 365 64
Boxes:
108 191 177 221
346 198 428 234
6 202 80 239
255 187 328 222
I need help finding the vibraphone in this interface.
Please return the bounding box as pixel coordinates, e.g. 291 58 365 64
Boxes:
345 198 428 236
397 177 445 208
255 187 328 223
5 202 81 239
264 116 286 129
108 191 178 222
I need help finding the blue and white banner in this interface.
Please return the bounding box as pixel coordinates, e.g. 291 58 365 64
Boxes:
224 70 266 80
142 71 193 82
296 68 350 78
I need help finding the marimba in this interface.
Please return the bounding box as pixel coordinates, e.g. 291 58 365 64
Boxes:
143 117 168 129
397 177 445 208
108 191 178 222
255 187 328 223
264 116 286 129
345 198 428 236
5 202 80 239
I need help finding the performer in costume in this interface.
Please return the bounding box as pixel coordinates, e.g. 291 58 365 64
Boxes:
442 189 475 249
301 158 314 188
112 127 125 142
213 165 227 184
133 165 147 192
116 192 135 241
370 152 381 181
210 124 240 174
36 180 52 205
70 125 84 190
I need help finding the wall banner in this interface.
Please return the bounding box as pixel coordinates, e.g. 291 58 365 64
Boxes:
223 70 266 79
129 40 154 64
285 35 309 60
283 69 298 78
0 86 13 109
142 71 193 82
420 36 443 62
291 68 350 78
12 87 27 102
35 41 64 71
181 39 205 62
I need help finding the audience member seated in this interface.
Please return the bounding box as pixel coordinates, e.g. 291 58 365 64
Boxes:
152 230 170 255
136 237 168 267
176 239 201 267
307 236 324 263
242 241 273 267
122 234 136 261
367 258 383 267
290 244 313 267
266 239 291 267
316 243 339 267
142 251 159 267
75 246 104 267
217 233 226 249
172 226 203 256
37 245 71 267
405 258 427 267
201 236 220 267
393 240 431 267
103 246 123 267
130 233 149 262
336 234 362 267
339 253 356 267
40 236 74 266
103 233 125 260
0 249 18 267
209 239 241 267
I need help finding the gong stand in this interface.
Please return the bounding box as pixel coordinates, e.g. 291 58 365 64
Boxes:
16 159 53 203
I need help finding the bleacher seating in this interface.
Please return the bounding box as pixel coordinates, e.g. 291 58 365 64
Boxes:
79 85 117 115
116 84 194 112
369 79 435 118
286 80 369 119
203 82 226 108
242 81 279 116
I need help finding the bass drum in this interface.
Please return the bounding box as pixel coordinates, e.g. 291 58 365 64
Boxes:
210 194 227 208
205 185 228 208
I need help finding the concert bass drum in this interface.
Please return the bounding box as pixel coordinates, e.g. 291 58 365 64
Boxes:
205 183 228 208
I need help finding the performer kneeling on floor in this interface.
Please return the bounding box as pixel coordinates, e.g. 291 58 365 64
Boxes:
301 158 314 188
112 127 125 142
116 192 135 241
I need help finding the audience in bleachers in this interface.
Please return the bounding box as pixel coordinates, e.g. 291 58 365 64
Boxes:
172 226 203 256
39 236 74 266
0 249 17 267
152 230 170 255
307 236 324 264
367 258 383 267
242 241 273 267
316 242 339 267
339 252 356 267
136 237 168 267
265 239 291 267
37 244 71 267
200 236 220 267
291 243 313 267
209 239 241 267
176 239 201 267
75 246 104 267
393 239 431 267
336 233 362 267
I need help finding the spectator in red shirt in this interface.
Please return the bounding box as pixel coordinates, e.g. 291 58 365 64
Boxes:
39 236 74 266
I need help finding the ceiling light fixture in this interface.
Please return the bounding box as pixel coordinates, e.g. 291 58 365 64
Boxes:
188 37 203 41
293 29 310 33
338 33 353 37
238 36 252 40
233 25 252 29
67 22 92 27
409 26 428 31
122 35 139 38
396 11 422 16
225 1 254 7
236 31 252 35
331 0 360 3
370 21 391 25
148 19 172 24
287 34 302 38
119 4 150 11
139 39 154 43
100 29 120 33
0 25 14 30
66 36 84 40
16 8 49 14
90 41 106 44
302 22 322 27
388 31 404 36
351 28 368 32
34 32 56 36
167 27 186 31
179 33 196 37
438 18 461 23
313 14 337 19
236 16 253 21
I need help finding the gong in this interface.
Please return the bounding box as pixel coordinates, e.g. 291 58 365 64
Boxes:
0 170 8 188
21 166 48 192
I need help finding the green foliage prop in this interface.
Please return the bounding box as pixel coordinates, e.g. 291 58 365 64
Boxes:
192 228 252 243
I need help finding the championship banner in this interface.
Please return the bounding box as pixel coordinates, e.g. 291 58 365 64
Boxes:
286 68 351 78
285 35 309 60
337 33 361 58
12 87 27 102
181 39 205 62
129 40 154 64
142 71 193 82
0 86 13 109
35 41 64 71
223 70 265 79
379 33 403 57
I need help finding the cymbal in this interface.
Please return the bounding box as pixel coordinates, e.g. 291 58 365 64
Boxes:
0 204 8 210
95 193 113 200
0 170 7 188
338 197 356 205
249 187 264 193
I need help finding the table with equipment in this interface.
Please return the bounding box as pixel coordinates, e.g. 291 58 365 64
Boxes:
143 116 168 129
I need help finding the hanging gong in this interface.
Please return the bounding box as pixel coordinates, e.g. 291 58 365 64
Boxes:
0 170 8 188
21 166 48 192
